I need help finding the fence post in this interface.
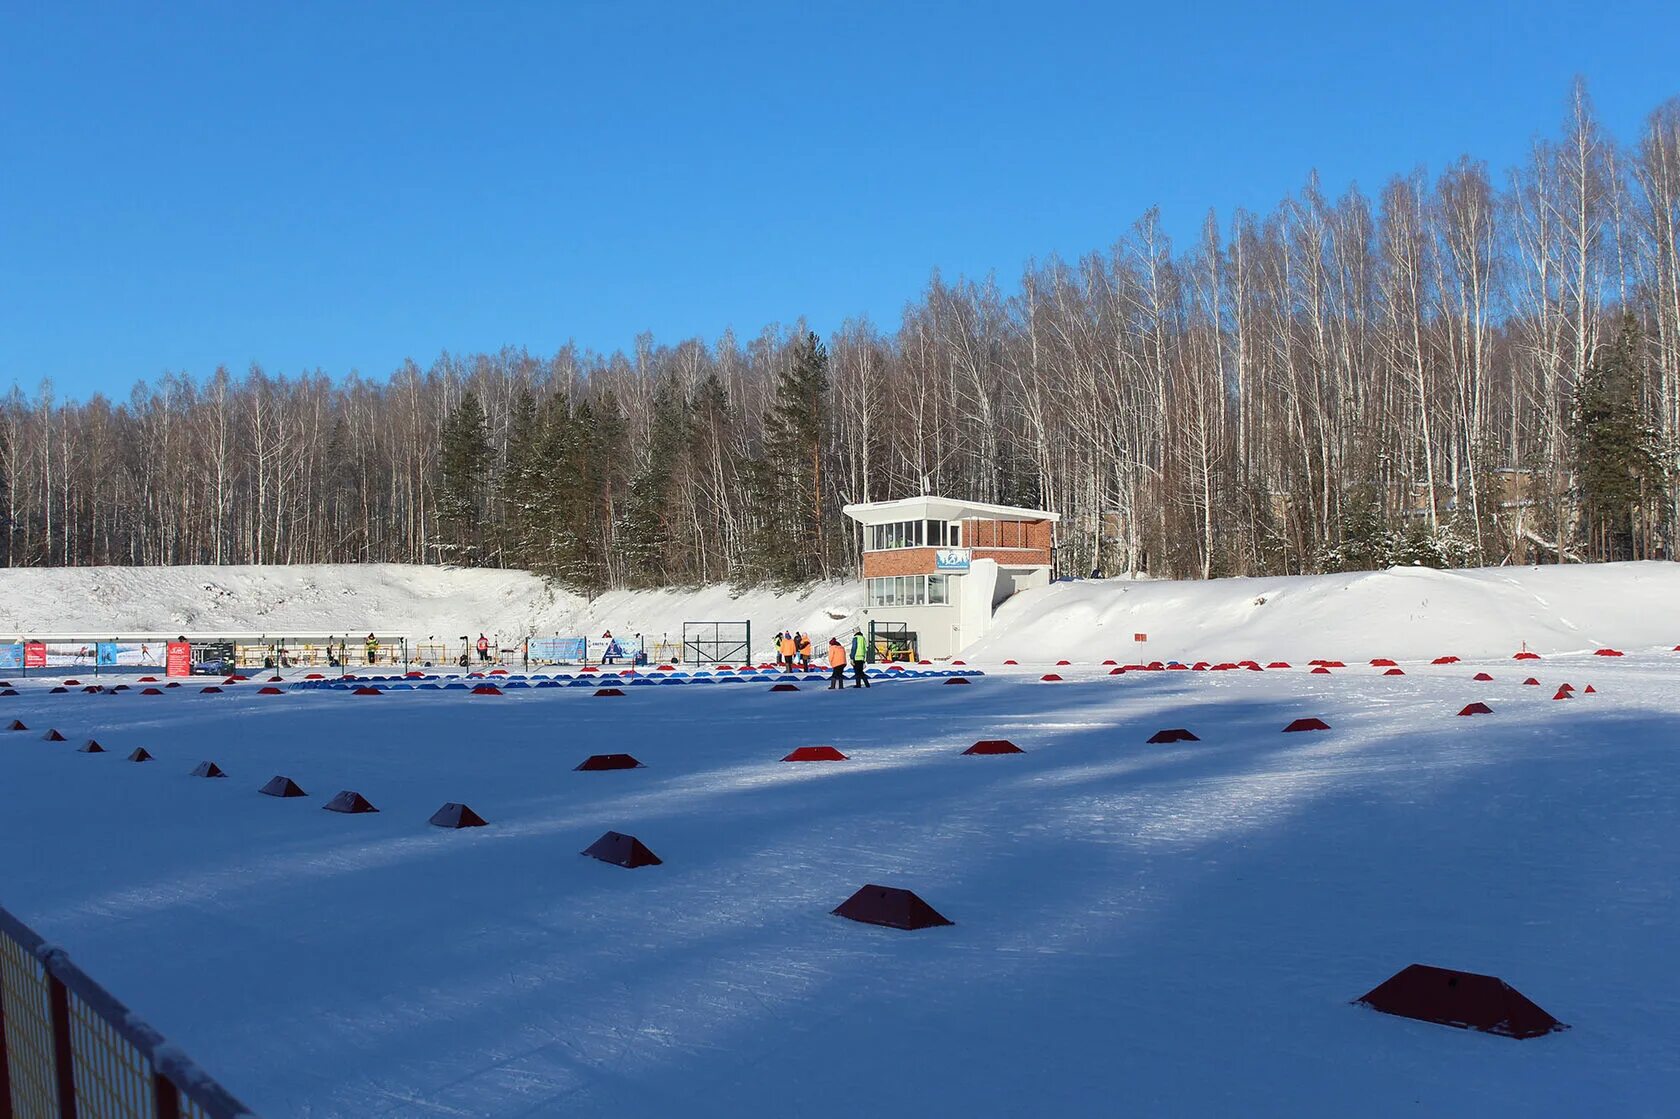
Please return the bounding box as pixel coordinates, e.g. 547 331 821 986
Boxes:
152 1072 180 1119
0 961 13 1119
48 975 75 1119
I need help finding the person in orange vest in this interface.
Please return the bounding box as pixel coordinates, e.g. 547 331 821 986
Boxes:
476 634 491 663
797 632 813 670
826 637 848 689
779 631 797 671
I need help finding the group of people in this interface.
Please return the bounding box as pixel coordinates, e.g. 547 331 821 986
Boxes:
774 631 815 670
776 629 872 689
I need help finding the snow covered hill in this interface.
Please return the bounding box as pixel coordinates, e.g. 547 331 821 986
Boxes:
976 561 1680 663
2 560 1679 663
0 564 865 647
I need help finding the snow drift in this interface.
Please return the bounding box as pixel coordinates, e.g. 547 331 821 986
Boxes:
974 561 1680 662
2 560 1679 663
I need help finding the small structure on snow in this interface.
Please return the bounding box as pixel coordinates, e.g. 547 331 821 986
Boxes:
1354 963 1567 1039
832 884 953 930
582 830 661 868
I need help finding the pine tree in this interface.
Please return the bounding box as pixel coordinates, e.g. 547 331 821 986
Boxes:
1573 315 1666 560
750 332 831 583
498 388 543 566
436 390 490 564
619 379 688 585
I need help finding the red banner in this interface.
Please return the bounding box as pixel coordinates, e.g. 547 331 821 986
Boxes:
166 641 192 677
23 642 45 668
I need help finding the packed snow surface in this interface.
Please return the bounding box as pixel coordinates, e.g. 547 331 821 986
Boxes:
1 647 1678 1115
4 563 1680 1113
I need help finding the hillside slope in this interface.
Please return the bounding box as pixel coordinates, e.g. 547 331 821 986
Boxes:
1 560 1676 662
0 563 865 646
974 562 1680 662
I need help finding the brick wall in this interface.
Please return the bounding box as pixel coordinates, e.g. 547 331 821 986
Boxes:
861 536 1052 578
862 548 939 577
959 518 1052 565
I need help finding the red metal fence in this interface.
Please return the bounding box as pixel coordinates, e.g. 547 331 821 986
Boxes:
0 904 253 1118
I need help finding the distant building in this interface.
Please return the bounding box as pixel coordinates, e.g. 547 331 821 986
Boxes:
842 495 1059 659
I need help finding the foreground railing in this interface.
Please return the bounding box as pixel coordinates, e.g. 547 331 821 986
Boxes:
0 905 254 1118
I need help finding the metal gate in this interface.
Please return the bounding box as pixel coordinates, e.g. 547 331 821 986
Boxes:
682 621 751 665
868 621 917 662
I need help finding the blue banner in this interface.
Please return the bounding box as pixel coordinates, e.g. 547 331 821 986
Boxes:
530 637 587 663
96 642 120 666
0 644 21 669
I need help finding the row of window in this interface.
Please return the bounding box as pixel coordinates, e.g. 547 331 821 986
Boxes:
867 575 950 607
865 520 964 551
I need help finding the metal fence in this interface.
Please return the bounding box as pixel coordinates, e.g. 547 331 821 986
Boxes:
0 904 254 1118
681 621 751 664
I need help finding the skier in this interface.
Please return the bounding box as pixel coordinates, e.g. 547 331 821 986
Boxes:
849 629 871 689
797 632 813 671
826 637 847 689
476 633 491 663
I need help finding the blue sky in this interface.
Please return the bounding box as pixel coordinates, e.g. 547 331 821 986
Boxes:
3 1 1678 399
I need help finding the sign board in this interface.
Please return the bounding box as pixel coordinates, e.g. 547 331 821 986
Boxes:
1134 633 1148 643
935 548 972 572
0 644 21 669
96 642 121 666
23 642 46 668
166 641 193 677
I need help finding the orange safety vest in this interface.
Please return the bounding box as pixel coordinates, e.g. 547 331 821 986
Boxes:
781 635 796 656
827 642 847 668
798 635 812 655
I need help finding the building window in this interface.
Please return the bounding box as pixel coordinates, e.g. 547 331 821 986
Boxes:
865 519 966 552
867 575 953 607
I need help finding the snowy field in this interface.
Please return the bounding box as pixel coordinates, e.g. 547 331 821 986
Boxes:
2 647 1678 1116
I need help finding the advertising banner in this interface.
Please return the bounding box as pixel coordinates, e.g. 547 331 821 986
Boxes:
166 641 193 677
0 644 21 670
935 548 972 571
23 642 46 668
529 637 587 663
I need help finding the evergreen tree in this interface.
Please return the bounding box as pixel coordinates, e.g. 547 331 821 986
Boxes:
750 332 831 583
618 379 690 585
1320 485 1392 572
436 390 490 564
498 388 544 565
1573 316 1666 560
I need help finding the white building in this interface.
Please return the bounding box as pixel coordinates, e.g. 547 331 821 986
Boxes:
842 495 1060 659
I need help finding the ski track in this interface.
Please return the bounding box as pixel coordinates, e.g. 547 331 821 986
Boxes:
0 649 1677 1116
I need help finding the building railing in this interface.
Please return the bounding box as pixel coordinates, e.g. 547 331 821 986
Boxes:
0 904 254 1118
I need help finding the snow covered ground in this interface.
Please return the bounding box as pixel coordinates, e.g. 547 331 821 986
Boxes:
977 560 1680 663
1 645 1678 1116
4 561 1680 1115
4 560 1680 666
0 564 864 651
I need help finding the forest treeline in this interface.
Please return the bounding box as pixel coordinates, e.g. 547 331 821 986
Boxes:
3 81 1679 589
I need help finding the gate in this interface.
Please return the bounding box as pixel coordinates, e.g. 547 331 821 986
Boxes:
682 622 751 665
868 621 917 662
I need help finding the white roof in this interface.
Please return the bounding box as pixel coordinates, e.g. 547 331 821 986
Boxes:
841 495 1060 525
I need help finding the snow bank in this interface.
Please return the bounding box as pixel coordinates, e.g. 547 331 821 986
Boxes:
973 561 1680 662
2 559 1677 663
0 563 865 646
